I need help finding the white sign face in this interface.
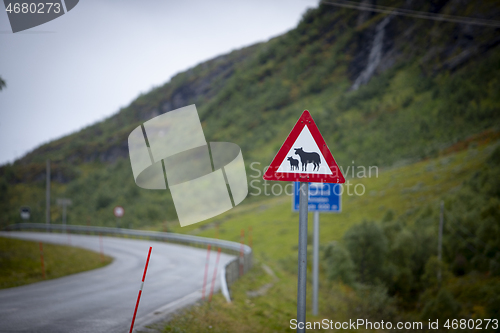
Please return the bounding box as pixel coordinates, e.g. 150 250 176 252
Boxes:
276 126 332 174
114 206 124 217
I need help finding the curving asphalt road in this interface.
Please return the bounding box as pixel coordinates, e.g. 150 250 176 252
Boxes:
0 232 234 333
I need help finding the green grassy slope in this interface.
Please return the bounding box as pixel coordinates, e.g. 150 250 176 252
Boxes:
160 138 500 332
166 138 498 261
0 237 112 289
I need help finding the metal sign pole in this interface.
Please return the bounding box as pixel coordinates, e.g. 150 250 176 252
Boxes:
312 210 319 316
297 182 309 332
57 199 72 232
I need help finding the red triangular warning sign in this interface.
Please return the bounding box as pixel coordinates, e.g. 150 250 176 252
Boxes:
263 110 345 183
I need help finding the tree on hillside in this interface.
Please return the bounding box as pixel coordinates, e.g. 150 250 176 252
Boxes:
323 242 356 285
0 76 5 91
344 220 388 284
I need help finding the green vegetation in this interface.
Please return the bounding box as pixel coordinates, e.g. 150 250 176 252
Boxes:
0 237 112 289
159 140 500 332
322 145 500 320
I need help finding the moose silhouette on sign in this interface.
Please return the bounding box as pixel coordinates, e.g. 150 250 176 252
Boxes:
294 147 320 171
287 156 299 170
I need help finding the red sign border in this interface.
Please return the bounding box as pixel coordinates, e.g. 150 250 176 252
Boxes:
263 110 345 183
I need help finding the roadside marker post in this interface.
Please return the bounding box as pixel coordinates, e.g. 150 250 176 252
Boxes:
263 110 345 332
129 246 152 333
249 226 253 249
239 229 245 277
39 242 46 279
208 247 222 302
99 234 104 263
202 244 212 300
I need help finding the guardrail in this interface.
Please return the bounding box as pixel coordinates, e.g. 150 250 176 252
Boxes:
5 223 252 302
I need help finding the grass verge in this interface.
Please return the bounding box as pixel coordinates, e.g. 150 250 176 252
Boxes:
0 237 112 289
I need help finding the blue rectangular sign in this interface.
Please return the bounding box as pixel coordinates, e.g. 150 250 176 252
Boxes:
292 182 342 212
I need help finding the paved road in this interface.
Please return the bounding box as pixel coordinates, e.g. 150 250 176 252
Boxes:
0 232 234 333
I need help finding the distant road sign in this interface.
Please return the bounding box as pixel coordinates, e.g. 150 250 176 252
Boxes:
292 182 341 212
20 206 31 220
56 198 72 206
114 206 124 218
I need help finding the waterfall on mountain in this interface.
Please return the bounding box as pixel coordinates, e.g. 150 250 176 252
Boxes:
351 15 393 90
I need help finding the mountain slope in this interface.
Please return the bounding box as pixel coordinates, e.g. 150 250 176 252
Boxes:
1 0 500 228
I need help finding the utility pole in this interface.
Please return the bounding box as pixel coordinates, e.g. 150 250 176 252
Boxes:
312 211 320 316
437 200 444 285
46 160 50 226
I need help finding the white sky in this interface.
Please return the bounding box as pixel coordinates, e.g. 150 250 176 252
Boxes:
0 0 317 165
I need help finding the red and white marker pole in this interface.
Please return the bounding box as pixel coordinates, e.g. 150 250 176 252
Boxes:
248 226 253 249
239 229 245 276
39 242 46 279
201 244 211 300
208 247 222 302
129 246 152 333
99 234 104 263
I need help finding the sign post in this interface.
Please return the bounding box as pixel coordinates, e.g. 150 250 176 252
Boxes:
312 210 319 316
263 110 345 332
293 182 342 315
56 198 72 232
293 182 342 316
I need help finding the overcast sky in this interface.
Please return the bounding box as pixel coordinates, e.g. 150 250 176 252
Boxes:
0 0 317 165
